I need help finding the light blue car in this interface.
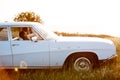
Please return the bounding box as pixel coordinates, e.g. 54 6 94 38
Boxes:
0 22 117 71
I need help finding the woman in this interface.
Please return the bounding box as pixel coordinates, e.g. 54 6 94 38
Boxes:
19 27 29 40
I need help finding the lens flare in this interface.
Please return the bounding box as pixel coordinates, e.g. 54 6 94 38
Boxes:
14 68 18 72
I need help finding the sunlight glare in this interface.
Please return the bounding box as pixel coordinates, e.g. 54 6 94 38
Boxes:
14 68 18 72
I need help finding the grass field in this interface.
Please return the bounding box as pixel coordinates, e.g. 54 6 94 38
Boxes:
0 35 120 80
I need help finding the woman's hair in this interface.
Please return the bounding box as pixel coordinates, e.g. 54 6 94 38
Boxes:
22 27 28 31
19 31 29 40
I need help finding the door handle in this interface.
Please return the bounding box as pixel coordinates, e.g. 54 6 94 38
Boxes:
12 44 19 46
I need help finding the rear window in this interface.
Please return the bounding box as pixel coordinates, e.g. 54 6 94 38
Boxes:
0 28 8 41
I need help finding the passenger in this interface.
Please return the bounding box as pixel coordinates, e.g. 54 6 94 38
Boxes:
19 28 29 40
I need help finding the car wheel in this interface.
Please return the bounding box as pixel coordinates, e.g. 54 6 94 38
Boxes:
73 57 92 71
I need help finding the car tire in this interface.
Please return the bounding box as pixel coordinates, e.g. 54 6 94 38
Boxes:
70 55 95 72
73 57 92 71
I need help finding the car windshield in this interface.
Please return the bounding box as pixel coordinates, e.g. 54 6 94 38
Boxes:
33 24 59 40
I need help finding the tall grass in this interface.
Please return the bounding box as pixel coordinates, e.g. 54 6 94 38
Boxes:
4 65 120 80
0 36 120 80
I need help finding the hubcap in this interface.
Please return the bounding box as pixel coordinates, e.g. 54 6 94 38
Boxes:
74 57 91 71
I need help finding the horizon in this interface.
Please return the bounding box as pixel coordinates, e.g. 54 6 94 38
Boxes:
0 0 120 37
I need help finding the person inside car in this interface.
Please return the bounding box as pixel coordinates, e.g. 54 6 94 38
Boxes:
19 27 29 40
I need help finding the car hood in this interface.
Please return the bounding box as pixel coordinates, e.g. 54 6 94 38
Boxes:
58 36 113 44
55 36 115 50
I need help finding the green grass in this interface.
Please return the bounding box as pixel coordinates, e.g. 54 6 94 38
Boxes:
0 37 120 80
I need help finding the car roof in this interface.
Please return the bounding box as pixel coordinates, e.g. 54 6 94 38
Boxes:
0 22 40 27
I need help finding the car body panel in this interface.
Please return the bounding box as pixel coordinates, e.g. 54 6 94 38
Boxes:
0 41 12 67
0 27 12 67
49 38 116 66
0 22 117 69
11 40 49 68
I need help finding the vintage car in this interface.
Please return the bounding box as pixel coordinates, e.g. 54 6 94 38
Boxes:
0 22 117 71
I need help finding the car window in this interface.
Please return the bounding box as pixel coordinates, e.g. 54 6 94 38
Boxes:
11 27 43 41
30 28 44 40
0 27 8 41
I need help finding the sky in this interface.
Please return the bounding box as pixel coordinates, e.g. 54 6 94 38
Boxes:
0 0 120 37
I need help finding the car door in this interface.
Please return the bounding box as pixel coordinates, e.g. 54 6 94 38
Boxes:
0 27 12 67
10 26 50 68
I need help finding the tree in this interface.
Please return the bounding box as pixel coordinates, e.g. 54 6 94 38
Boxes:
14 11 43 24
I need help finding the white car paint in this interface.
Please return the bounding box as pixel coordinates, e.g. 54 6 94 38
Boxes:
0 22 117 69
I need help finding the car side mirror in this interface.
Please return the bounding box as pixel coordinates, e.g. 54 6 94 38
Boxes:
31 36 38 42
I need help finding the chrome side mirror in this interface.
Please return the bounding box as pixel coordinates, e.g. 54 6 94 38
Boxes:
31 36 38 42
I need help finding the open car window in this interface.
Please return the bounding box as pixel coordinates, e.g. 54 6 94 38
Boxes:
11 27 43 41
